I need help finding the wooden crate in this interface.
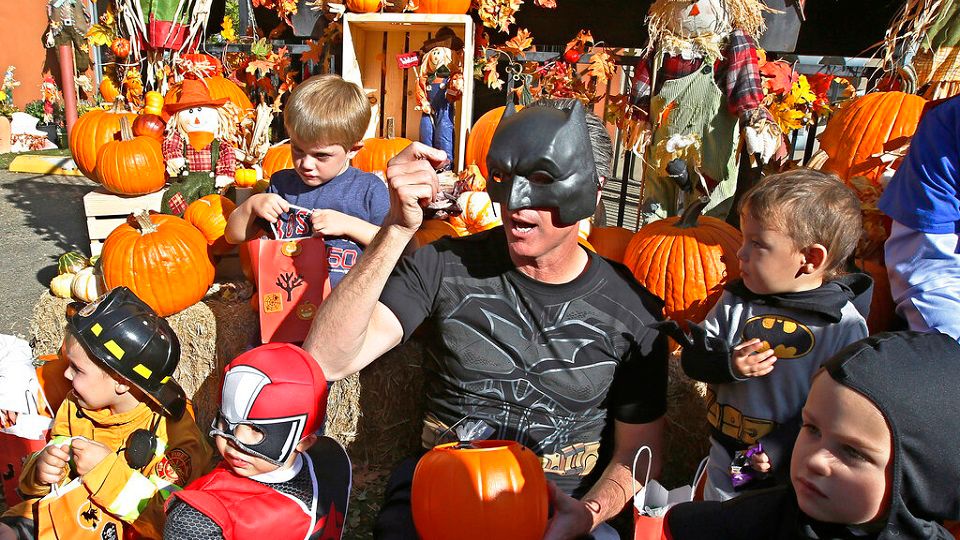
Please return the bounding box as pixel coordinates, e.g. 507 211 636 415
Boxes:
342 13 475 171
83 188 165 256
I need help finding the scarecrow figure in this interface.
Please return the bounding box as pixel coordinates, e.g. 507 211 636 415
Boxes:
415 27 464 169
44 0 91 73
631 0 781 223
161 78 236 215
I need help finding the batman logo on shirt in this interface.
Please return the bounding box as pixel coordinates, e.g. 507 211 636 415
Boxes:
741 315 815 359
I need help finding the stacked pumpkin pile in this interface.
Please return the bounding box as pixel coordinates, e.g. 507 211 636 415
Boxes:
48 197 234 317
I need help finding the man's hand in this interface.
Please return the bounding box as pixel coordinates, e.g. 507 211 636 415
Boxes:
248 193 290 223
542 483 594 540
71 437 112 476
384 142 448 234
310 209 356 238
35 444 70 485
731 339 777 378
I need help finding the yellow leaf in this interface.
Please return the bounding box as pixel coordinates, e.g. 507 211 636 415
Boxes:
85 24 114 47
220 17 237 42
790 75 815 105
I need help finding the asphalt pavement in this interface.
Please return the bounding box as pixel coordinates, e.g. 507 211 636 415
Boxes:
0 170 97 336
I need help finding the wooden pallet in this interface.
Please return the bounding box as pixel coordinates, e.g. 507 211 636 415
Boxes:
342 13 475 171
83 188 165 256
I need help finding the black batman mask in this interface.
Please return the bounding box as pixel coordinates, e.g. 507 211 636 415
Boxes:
485 101 599 225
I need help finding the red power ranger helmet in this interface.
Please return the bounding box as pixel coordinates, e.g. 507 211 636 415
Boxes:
211 343 328 466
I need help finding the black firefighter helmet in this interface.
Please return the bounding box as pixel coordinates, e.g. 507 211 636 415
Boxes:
66 287 186 420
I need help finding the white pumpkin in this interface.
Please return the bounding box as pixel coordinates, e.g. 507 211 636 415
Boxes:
50 273 75 299
71 266 104 303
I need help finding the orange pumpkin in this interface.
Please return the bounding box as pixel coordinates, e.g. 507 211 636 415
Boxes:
184 194 237 255
346 0 382 11
132 113 166 141
99 77 120 102
101 210 215 317
262 143 294 179
70 99 138 181
414 219 459 248
95 117 166 195
143 91 164 116
410 0 471 13
353 136 412 177
447 191 501 236
411 440 548 540
465 105 522 180
623 198 742 326
818 91 927 186
588 226 635 263
162 76 252 121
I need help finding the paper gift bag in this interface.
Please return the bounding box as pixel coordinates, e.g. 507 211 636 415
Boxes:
632 446 708 540
0 354 60 506
254 236 331 343
36 476 125 540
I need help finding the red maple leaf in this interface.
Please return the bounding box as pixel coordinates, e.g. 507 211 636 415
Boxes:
759 60 798 96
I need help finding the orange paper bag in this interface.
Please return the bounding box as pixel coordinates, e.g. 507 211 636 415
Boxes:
253 236 331 343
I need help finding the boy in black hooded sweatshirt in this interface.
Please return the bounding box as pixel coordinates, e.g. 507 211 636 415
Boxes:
663 331 960 540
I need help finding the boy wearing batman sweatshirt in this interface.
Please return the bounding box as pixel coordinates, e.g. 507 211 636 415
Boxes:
659 169 873 500
664 331 960 539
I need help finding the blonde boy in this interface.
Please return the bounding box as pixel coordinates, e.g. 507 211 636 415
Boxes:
0 288 211 540
661 169 873 500
225 74 390 287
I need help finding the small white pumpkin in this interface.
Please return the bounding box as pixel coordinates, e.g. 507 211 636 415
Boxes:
71 266 104 303
50 273 75 299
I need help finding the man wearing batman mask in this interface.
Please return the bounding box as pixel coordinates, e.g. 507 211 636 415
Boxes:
304 100 669 539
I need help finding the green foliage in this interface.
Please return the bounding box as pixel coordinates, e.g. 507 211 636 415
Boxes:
23 100 44 121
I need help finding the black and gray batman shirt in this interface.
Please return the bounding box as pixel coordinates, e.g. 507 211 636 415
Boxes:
380 227 668 494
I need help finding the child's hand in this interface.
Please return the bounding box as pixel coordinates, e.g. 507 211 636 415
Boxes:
749 449 772 474
731 338 777 378
71 437 112 476
35 444 71 485
310 209 357 238
249 193 290 223
0 409 17 428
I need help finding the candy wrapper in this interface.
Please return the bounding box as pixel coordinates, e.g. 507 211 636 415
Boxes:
730 442 768 490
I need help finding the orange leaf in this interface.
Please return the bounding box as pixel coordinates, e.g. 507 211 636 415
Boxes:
503 28 533 57
535 0 557 6
301 40 323 64
588 49 616 84
565 30 594 53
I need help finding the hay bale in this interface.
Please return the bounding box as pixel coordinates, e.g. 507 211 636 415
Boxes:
662 350 711 487
29 290 257 431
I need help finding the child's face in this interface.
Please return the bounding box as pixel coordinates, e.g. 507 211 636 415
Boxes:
736 210 822 294
791 373 892 525
61 334 121 411
289 133 355 187
214 424 282 477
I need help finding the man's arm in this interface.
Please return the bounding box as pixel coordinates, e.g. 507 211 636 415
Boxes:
544 418 666 540
302 142 447 380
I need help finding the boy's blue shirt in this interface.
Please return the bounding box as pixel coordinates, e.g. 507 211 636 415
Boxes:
266 166 390 287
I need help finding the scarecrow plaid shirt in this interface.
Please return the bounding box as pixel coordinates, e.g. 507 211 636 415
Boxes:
162 131 236 177
629 29 769 124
